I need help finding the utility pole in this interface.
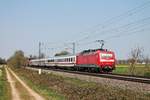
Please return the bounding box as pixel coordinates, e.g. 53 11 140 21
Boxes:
39 42 41 59
72 42 75 55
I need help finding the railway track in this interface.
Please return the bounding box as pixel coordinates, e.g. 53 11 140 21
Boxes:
27 66 150 84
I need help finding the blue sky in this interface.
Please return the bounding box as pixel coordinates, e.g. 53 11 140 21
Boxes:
0 0 150 59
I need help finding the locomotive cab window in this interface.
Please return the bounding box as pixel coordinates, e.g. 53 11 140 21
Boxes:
101 53 113 59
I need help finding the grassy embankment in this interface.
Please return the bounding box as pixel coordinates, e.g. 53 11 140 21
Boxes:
113 64 150 77
12 67 150 100
0 66 11 100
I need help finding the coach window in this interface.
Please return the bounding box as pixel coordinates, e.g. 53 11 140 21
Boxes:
68 58 69 62
70 58 72 62
68 58 70 62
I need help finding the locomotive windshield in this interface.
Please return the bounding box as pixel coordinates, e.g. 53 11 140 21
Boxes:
100 53 113 59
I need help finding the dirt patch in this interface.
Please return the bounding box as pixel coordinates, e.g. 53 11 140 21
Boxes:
0 69 2 76
5 67 20 100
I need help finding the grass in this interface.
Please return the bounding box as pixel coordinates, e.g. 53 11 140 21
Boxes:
113 66 128 74
21 76 66 100
0 67 11 100
113 64 150 77
12 67 150 100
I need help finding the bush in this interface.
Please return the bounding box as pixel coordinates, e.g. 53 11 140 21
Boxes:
144 72 150 77
7 50 27 68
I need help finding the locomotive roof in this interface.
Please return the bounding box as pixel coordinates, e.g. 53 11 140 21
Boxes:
48 55 76 60
30 55 76 62
80 48 108 54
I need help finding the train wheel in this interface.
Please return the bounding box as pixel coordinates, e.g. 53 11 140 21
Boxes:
95 67 100 73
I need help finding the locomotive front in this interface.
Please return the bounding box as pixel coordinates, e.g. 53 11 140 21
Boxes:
98 50 116 72
76 49 116 72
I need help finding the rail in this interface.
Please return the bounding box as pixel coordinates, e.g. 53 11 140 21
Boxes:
27 66 150 84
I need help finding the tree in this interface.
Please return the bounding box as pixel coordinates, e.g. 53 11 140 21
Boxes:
0 57 6 64
144 56 149 67
55 51 71 56
7 50 27 68
128 47 143 75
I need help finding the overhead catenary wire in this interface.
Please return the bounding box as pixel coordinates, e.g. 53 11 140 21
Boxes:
80 17 150 43
74 1 150 43
75 27 150 51
76 17 150 47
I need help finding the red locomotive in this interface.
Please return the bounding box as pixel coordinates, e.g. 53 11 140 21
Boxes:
76 49 115 72
29 48 116 72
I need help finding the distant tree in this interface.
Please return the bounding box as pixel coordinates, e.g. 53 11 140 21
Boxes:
7 50 27 68
128 47 143 75
0 57 6 64
117 59 129 65
55 51 71 56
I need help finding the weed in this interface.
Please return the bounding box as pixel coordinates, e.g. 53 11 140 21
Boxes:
0 67 11 100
